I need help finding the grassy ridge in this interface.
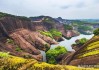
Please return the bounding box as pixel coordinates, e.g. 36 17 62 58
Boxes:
0 52 98 70
75 36 99 59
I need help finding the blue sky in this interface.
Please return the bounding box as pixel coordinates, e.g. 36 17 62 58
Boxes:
0 0 99 19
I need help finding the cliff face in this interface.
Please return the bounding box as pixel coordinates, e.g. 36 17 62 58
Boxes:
0 14 79 61
30 16 79 38
0 16 58 61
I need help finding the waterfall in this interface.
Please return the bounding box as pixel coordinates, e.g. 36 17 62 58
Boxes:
40 50 46 62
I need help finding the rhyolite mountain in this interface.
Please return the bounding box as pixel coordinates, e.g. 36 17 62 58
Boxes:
0 12 79 61
0 34 99 70
0 12 99 70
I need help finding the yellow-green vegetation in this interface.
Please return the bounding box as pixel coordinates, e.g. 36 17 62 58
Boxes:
49 29 62 38
79 36 99 53
88 41 99 47
79 38 88 44
0 52 37 70
75 32 99 58
39 29 62 39
39 31 53 38
77 50 99 58
0 52 98 70
31 62 98 70
72 38 88 48
76 42 99 58
46 46 67 64
82 41 99 52
0 52 10 58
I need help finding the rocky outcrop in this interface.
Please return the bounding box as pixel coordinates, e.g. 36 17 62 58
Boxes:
63 30 79 38
57 51 75 64
55 23 79 39
0 16 58 61
60 36 99 66
0 13 79 61
0 53 97 70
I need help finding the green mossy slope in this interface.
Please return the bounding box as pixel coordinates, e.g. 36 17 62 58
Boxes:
75 36 99 59
0 52 98 70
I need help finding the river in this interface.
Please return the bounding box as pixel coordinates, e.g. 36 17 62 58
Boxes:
40 34 94 62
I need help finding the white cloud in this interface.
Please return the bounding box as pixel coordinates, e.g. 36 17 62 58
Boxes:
0 0 99 19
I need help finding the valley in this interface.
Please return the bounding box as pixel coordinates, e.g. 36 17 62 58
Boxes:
0 12 99 70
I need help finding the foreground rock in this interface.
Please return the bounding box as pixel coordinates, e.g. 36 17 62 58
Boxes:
0 52 98 70
60 36 99 66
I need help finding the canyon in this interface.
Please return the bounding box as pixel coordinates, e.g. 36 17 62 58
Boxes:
0 12 99 69
0 12 79 61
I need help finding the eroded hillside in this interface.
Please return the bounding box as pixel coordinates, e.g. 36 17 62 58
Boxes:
0 12 79 61
0 52 98 70
61 35 99 66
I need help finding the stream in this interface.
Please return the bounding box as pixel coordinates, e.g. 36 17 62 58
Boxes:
40 34 94 62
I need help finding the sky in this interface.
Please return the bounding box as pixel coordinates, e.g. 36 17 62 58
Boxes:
0 0 99 19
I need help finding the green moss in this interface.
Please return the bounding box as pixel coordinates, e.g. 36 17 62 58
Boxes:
50 29 62 37
46 46 67 64
0 52 10 58
79 38 88 44
15 46 22 52
54 46 67 54
0 56 29 70
39 29 62 41
72 38 88 48
39 31 53 38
